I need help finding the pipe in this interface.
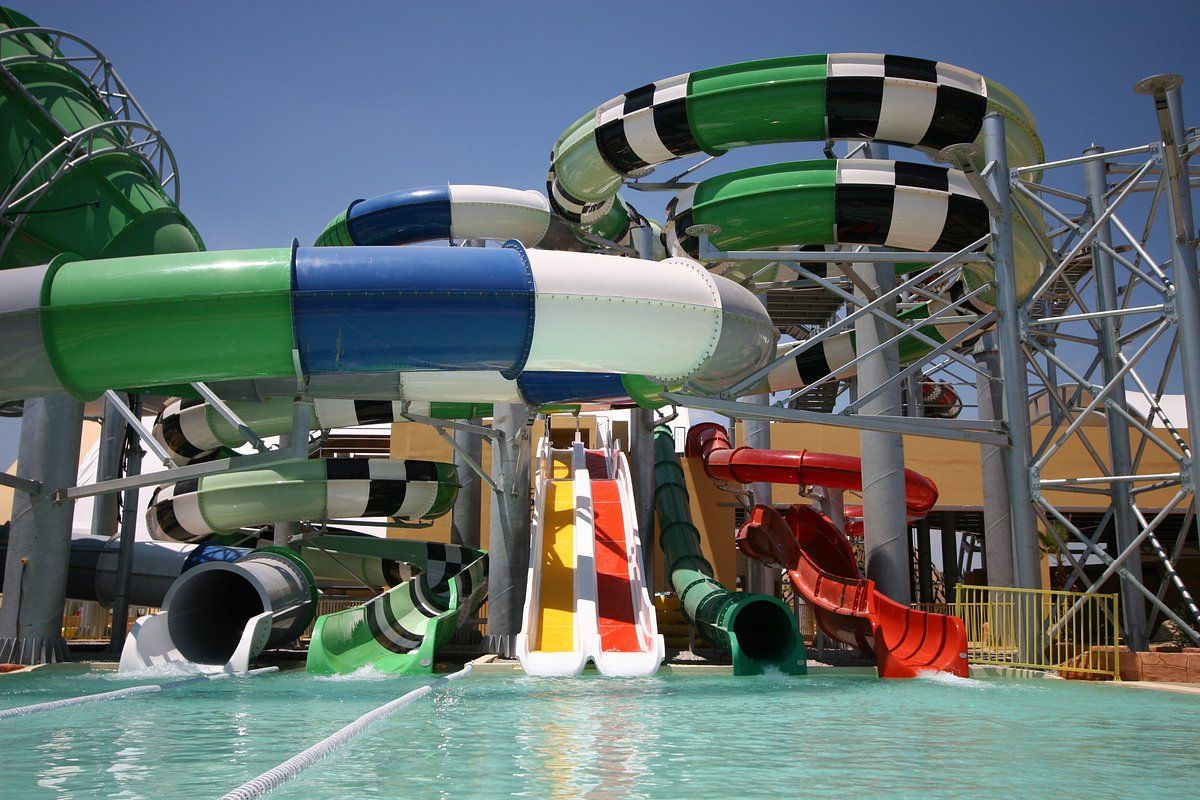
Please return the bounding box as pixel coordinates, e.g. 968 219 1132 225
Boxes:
685 423 937 519
652 425 805 675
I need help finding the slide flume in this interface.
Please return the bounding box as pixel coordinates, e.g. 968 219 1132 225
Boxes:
686 423 966 678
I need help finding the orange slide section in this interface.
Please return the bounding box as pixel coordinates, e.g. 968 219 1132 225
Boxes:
586 451 640 652
686 423 967 679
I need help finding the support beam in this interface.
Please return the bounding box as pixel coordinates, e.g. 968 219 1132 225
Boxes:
90 393 127 542
450 418 483 549
628 407 656 592
743 401 775 596
484 404 531 656
941 512 959 604
853 140 911 604
108 395 144 652
1084 145 1148 650
0 394 84 664
974 333 1016 588
984 112 1043 590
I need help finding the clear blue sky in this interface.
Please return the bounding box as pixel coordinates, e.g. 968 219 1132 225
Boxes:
2 0 1198 464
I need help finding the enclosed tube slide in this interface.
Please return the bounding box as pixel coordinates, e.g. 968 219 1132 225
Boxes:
686 422 937 533
119 547 316 674
0 243 776 406
0 11 203 268
652 426 806 676
145 458 459 543
516 439 663 676
685 423 965 678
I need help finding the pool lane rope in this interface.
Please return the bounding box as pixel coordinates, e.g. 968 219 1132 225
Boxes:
219 664 472 800
0 665 278 721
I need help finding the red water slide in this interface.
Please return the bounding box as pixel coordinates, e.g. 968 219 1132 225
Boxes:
685 423 967 678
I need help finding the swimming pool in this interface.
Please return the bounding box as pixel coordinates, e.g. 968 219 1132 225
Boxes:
1 666 1196 798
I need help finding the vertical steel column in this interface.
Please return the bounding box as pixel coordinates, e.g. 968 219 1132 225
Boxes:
629 225 659 591
272 431 298 547
852 142 911 603
743 400 775 595
983 112 1042 591
1084 145 1149 649
90 394 126 541
941 511 960 603
1137 77 1200 500
974 333 1016 587
450 418 484 549
0 394 84 664
108 395 144 652
485 404 531 656
628 407 657 592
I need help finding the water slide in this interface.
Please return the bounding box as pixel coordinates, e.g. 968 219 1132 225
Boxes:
0 10 202 268
686 423 968 678
516 437 663 676
549 55 1050 393
652 426 807 676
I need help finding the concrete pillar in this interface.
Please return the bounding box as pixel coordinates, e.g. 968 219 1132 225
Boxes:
0 394 84 663
484 404 531 656
450 419 484 550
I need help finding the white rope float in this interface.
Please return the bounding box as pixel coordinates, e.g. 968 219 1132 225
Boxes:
219 664 471 800
0 665 278 720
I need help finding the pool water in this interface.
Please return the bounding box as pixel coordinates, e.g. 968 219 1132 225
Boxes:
1 665 1197 798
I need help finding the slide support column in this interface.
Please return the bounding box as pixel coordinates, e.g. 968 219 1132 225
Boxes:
984 113 1043 592
451 418 484 550
0 394 84 663
974 333 1016 588
485 404 531 656
108 395 145 652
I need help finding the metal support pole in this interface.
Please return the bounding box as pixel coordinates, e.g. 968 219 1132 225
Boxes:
743 400 775 595
1137 77 1200 499
628 407 657 592
90 393 127 541
941 512 959 603
974 333 1015 588
273 431 298 547
629 225 659 592
983 112 1042 591
916 519 933 603
1084 145 1149 649
852 141 911 604
450 418 484 549
484 404 531 656
0 394 84 664
108 395 144 652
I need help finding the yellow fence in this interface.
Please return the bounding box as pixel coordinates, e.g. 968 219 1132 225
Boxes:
932 586 1121 680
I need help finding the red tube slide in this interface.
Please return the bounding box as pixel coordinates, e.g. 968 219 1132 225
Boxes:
686 423 966 678
685 423 938 523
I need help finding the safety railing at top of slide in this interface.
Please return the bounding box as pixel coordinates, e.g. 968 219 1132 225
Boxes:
918 585 1121 680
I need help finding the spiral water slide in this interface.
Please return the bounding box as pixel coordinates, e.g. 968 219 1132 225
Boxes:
516 437 664 676
549 54 1049 394
686 423 967 678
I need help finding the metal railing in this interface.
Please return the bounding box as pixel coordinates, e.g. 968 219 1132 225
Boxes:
59 598 158 640
932 585 1121 679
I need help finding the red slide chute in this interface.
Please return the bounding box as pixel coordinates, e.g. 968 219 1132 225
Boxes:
685 423 967 678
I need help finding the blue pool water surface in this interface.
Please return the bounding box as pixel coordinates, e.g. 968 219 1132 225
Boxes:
0 665 1197 798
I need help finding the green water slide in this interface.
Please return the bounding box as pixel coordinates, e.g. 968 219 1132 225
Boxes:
653 425 806 676
0 8 202 267
304 535 488 675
